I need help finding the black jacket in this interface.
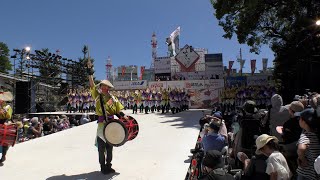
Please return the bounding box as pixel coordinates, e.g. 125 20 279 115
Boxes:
200 168 235 180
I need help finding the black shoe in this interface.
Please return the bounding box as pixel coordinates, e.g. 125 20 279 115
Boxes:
101 166 108 174
105 167 116 174
0 156 6 163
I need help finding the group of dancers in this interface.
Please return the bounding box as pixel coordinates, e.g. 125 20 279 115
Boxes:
65 87 191 115
66 89 96 113
112 88 190 114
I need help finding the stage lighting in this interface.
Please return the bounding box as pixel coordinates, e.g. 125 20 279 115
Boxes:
13 49 21 52
11 55 17 58
25 47 31 52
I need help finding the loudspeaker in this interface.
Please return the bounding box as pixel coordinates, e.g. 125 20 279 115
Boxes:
59 83 68 94
15 81 31 114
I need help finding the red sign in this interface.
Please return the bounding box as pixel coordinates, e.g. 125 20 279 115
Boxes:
122 67 126 77
228 61 234 76
251 60 256 75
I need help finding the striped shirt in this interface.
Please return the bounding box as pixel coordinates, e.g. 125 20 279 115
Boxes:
297 131 320 180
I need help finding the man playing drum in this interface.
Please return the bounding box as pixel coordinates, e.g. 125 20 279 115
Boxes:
87 58 128 175
0 88 13 164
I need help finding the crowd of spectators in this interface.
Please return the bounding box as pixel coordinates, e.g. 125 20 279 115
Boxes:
188 93 320 180
14 113 92 143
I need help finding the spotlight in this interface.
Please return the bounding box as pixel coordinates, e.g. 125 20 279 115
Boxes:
25 47 31 52
13 49 21 52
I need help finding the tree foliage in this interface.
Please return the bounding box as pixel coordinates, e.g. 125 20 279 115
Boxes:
211 0 320 101
0 42 12 74
38 48 61 81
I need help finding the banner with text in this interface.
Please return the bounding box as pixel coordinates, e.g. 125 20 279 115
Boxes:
154 57 171 74
247 75 269 86
148 81 167 90
113 81 131 90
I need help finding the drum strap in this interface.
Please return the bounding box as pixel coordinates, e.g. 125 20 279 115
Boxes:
99 95 108 123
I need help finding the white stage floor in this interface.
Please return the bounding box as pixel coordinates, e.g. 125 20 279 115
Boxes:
0 109 203 180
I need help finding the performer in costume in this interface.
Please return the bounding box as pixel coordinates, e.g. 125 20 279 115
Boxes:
161 88 169 114
133 90 140 114
0 88 13 164
87 58 128 175
82 90 89 113
156 89 162 112
128 91 134 110
144 88 151 114
169 88 177 114
70 90 77 113
140 90 145 113
150 89 156 113
66 89 72 113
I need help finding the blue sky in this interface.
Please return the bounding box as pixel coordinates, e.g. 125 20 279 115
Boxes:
1 0 274 80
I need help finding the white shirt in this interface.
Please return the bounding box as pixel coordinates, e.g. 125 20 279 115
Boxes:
266 151 291 180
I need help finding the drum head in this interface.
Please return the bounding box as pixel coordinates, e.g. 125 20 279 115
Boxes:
103 120 128 147
127 116 139 140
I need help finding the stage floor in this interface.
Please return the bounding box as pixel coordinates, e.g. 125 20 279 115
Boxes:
0 109 202 180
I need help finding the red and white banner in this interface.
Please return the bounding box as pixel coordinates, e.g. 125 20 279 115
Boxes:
228 61 234 76
262 58 268 72
121 66 126 77
251 59 256 75
239 59 245 74
140 66 145 80
148 81 167 90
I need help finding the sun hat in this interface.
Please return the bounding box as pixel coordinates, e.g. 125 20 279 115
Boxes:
0 88 13 102
255 134 278 155
96 80 114 88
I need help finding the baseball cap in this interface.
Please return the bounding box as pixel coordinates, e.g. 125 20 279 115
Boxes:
289 101 304 112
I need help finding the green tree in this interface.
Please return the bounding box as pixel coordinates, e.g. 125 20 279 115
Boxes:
72 45 94 87
0 42 13 74
38 48 61 83
211 0 320 101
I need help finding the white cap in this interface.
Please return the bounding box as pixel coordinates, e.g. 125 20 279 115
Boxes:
23 118 30 122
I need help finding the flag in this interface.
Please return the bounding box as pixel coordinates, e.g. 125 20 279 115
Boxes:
228 61 234 76
239 59 245 75
140 66 145 80
122 66 126 77
262 58 268 72
170 26 180 56
251 60 256 75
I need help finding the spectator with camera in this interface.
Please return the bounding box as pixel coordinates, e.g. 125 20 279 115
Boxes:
27 119 42 139
201 119 226 153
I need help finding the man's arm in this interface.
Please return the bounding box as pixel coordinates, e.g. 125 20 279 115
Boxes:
87 57 95 88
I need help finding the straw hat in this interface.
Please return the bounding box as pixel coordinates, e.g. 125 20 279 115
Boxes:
0 88 13 102
96 80 114 88
255 134 278 155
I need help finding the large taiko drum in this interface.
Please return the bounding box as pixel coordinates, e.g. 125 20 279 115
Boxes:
103 116 139 147
0 124 18 147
